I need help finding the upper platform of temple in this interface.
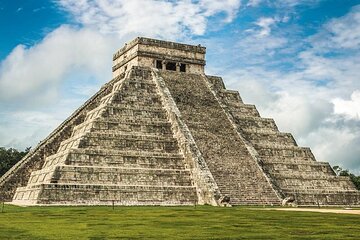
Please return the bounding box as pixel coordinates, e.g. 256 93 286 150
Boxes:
112 37 206 77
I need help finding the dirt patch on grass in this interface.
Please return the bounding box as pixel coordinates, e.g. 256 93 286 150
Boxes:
271 208 360 215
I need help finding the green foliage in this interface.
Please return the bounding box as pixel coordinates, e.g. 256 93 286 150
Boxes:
0 205 360 239
0 147 30 177
350 174 360 190
333 166 360 190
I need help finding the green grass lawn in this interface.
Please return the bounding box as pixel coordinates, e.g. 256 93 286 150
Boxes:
0 204 359 240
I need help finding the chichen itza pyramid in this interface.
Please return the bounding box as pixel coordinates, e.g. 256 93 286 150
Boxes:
1 37 359 206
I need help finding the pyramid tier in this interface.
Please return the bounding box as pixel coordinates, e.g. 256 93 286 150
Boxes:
27 165 193 186
281 189 360 206
78 133 179 153
243 131 296 147
99 86 160 103
13 184 197 206
233 116 279 132
84 103 166 122
43 149 185 169
257 146 315 161
273 175 354 190
227 104 260 118
263 161 334 175
111 91 162 106
60 127 179 153
78 105 169 128
73 119 173 137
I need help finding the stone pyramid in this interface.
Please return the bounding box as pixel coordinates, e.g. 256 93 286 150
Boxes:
1 37 359 206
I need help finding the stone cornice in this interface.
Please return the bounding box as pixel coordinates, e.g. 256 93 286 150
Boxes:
113 37 206 61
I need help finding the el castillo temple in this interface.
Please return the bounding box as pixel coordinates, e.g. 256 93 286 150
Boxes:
1 37 359 206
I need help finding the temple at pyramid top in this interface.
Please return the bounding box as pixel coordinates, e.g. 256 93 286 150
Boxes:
112 37 206 77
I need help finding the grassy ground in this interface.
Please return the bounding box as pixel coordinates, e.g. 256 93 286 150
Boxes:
0 204 359 239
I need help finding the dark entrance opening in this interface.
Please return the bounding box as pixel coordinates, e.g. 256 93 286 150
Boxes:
156 60 162 69
166 62 176 71
180 63 186 72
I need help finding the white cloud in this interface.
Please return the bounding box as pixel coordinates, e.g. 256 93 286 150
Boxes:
224 67 332 137
1 0 242 103
255 17 276 36
223 64 360 173
0 110 61 149
198 0 241 22
304 127 360 175
247 0 263 7
273 0 322 7
56 0 241 39
232 17 288 62
236 34 287 59
0 99 83 150
246 0 321 8
0 25 115 101
0 25 117 149
333 90 360 120
310 5 360 50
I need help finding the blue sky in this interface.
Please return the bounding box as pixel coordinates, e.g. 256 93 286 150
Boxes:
1 0 360 173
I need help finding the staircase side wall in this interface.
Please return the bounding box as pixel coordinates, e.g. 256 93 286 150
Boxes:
152 69 221 205
159 71 281 205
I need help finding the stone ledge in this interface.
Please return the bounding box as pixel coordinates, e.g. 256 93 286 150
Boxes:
113 37 206 61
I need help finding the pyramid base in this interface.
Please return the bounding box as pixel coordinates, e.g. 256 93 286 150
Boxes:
12 184 198 206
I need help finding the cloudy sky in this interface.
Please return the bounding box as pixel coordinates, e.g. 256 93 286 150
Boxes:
0 0 359 173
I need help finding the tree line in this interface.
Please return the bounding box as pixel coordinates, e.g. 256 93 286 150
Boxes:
0 146 359 191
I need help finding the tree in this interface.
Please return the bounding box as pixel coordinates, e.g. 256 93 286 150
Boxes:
0 147 31 177
349 174 360 190
332 165 360 191
333 166 348 176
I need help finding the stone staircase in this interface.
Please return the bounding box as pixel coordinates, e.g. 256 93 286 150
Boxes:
12 67 197 205
159 71 282 206
208 75 360 206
